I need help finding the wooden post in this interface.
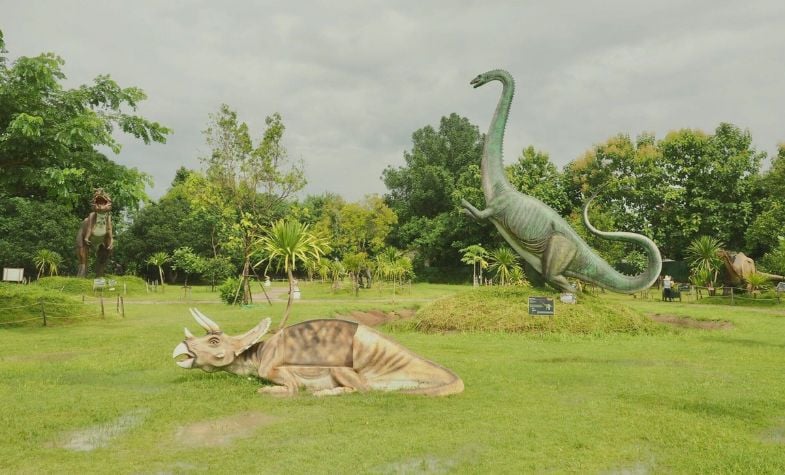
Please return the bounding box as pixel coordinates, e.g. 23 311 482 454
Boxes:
730 287 734 305
40 300 47 327
100 295 105 318
116 295 120 313
120 296 125 318
82 294 85 303
145 280 149 293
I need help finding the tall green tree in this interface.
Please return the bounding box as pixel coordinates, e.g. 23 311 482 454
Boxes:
0 30 170 212
382 113 494 274
117 170 221 275
746 144 785 256
198 105 305 304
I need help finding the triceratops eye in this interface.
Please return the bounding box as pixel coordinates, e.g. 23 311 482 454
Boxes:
208 336 220 345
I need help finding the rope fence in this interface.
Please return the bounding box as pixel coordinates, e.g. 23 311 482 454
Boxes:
0 294 125 327
646 284 783 304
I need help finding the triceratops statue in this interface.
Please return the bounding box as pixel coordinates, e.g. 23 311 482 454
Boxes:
172 309 463 397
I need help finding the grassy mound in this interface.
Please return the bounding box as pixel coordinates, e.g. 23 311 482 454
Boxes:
35 275 149 295
403 286 666 335
0 283 92 327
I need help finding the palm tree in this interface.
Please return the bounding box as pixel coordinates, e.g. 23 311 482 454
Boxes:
744 272 769 297
460 244 489 287
255 219 330 330
488 247 521 286
685 236 724 285
146 252 170 291
33 249 63 279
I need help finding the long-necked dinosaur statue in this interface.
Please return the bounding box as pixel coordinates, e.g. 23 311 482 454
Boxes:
173 309 463 397
461 69 662 293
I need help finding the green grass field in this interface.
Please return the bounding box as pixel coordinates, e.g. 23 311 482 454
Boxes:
1 282 784 473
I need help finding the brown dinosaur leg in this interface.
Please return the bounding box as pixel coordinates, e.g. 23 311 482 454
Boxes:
95 244 110 277
76 245 89 278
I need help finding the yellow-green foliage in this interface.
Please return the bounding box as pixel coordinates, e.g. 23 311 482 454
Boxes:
0 283 85 327
408 286 665 335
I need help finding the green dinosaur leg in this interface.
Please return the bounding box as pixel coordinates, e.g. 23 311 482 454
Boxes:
461 199 496 221
542 233 578 293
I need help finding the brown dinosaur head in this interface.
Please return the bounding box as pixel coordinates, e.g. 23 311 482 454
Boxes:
91 188 112 213
172 308 271 373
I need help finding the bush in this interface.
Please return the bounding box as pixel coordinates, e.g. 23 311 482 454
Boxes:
218 276 242 305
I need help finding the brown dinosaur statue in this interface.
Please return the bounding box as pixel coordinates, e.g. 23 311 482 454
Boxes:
76 189 113 278
717 250 783 285
172 308 464 397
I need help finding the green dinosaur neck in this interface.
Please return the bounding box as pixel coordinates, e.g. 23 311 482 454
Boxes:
482 70 515 200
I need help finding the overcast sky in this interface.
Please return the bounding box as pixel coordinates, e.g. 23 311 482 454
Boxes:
3 1 784 201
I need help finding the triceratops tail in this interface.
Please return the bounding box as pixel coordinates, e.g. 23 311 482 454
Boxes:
580 194 663 293
353 326 464 397
400 370 465 396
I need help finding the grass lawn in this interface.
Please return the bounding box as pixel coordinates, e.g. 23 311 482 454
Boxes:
1 283 784 473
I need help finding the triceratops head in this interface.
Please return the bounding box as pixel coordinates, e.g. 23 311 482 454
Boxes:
172 308 271 373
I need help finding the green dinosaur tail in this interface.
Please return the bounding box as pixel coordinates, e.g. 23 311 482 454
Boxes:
578 196 662 293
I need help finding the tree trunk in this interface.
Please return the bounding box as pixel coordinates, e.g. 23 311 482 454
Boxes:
279 267 295 330
158 266 165 292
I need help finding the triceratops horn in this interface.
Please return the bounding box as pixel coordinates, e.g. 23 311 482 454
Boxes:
189 308 221 333
184 327 194 339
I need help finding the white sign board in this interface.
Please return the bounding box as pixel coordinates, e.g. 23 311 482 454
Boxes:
2 268 24 282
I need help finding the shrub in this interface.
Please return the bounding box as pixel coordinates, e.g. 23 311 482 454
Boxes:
218 276 242 305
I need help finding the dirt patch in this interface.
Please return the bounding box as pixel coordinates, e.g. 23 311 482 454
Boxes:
648 313 734 330
337 309 416 327
174 411 278 447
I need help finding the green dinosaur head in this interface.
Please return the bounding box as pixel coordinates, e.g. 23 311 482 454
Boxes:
470 69 513 89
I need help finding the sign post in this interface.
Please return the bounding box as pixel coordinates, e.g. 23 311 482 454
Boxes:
528 296 555 316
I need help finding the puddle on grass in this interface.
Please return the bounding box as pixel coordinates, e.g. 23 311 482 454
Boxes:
371 455 457 474
174 411 278 447
49 408 149 452
760 424 785 444
603 462 650 475
648 313 733 330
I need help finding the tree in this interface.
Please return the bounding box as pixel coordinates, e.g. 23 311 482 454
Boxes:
760 237 785 276
146 252 169 289
203 256 235 291
0 30 170 212
0 195 80 277
171 246 206 287
33 249 63 278
383 113 496 275
746 144 785 256
342 252 370 297
488 247 521 286
460 244 488 287
255 219 330 329
506 146 570 215
117 170 224 275
199 105 305 304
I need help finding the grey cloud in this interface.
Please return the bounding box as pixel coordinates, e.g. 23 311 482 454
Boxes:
3 0 784 201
